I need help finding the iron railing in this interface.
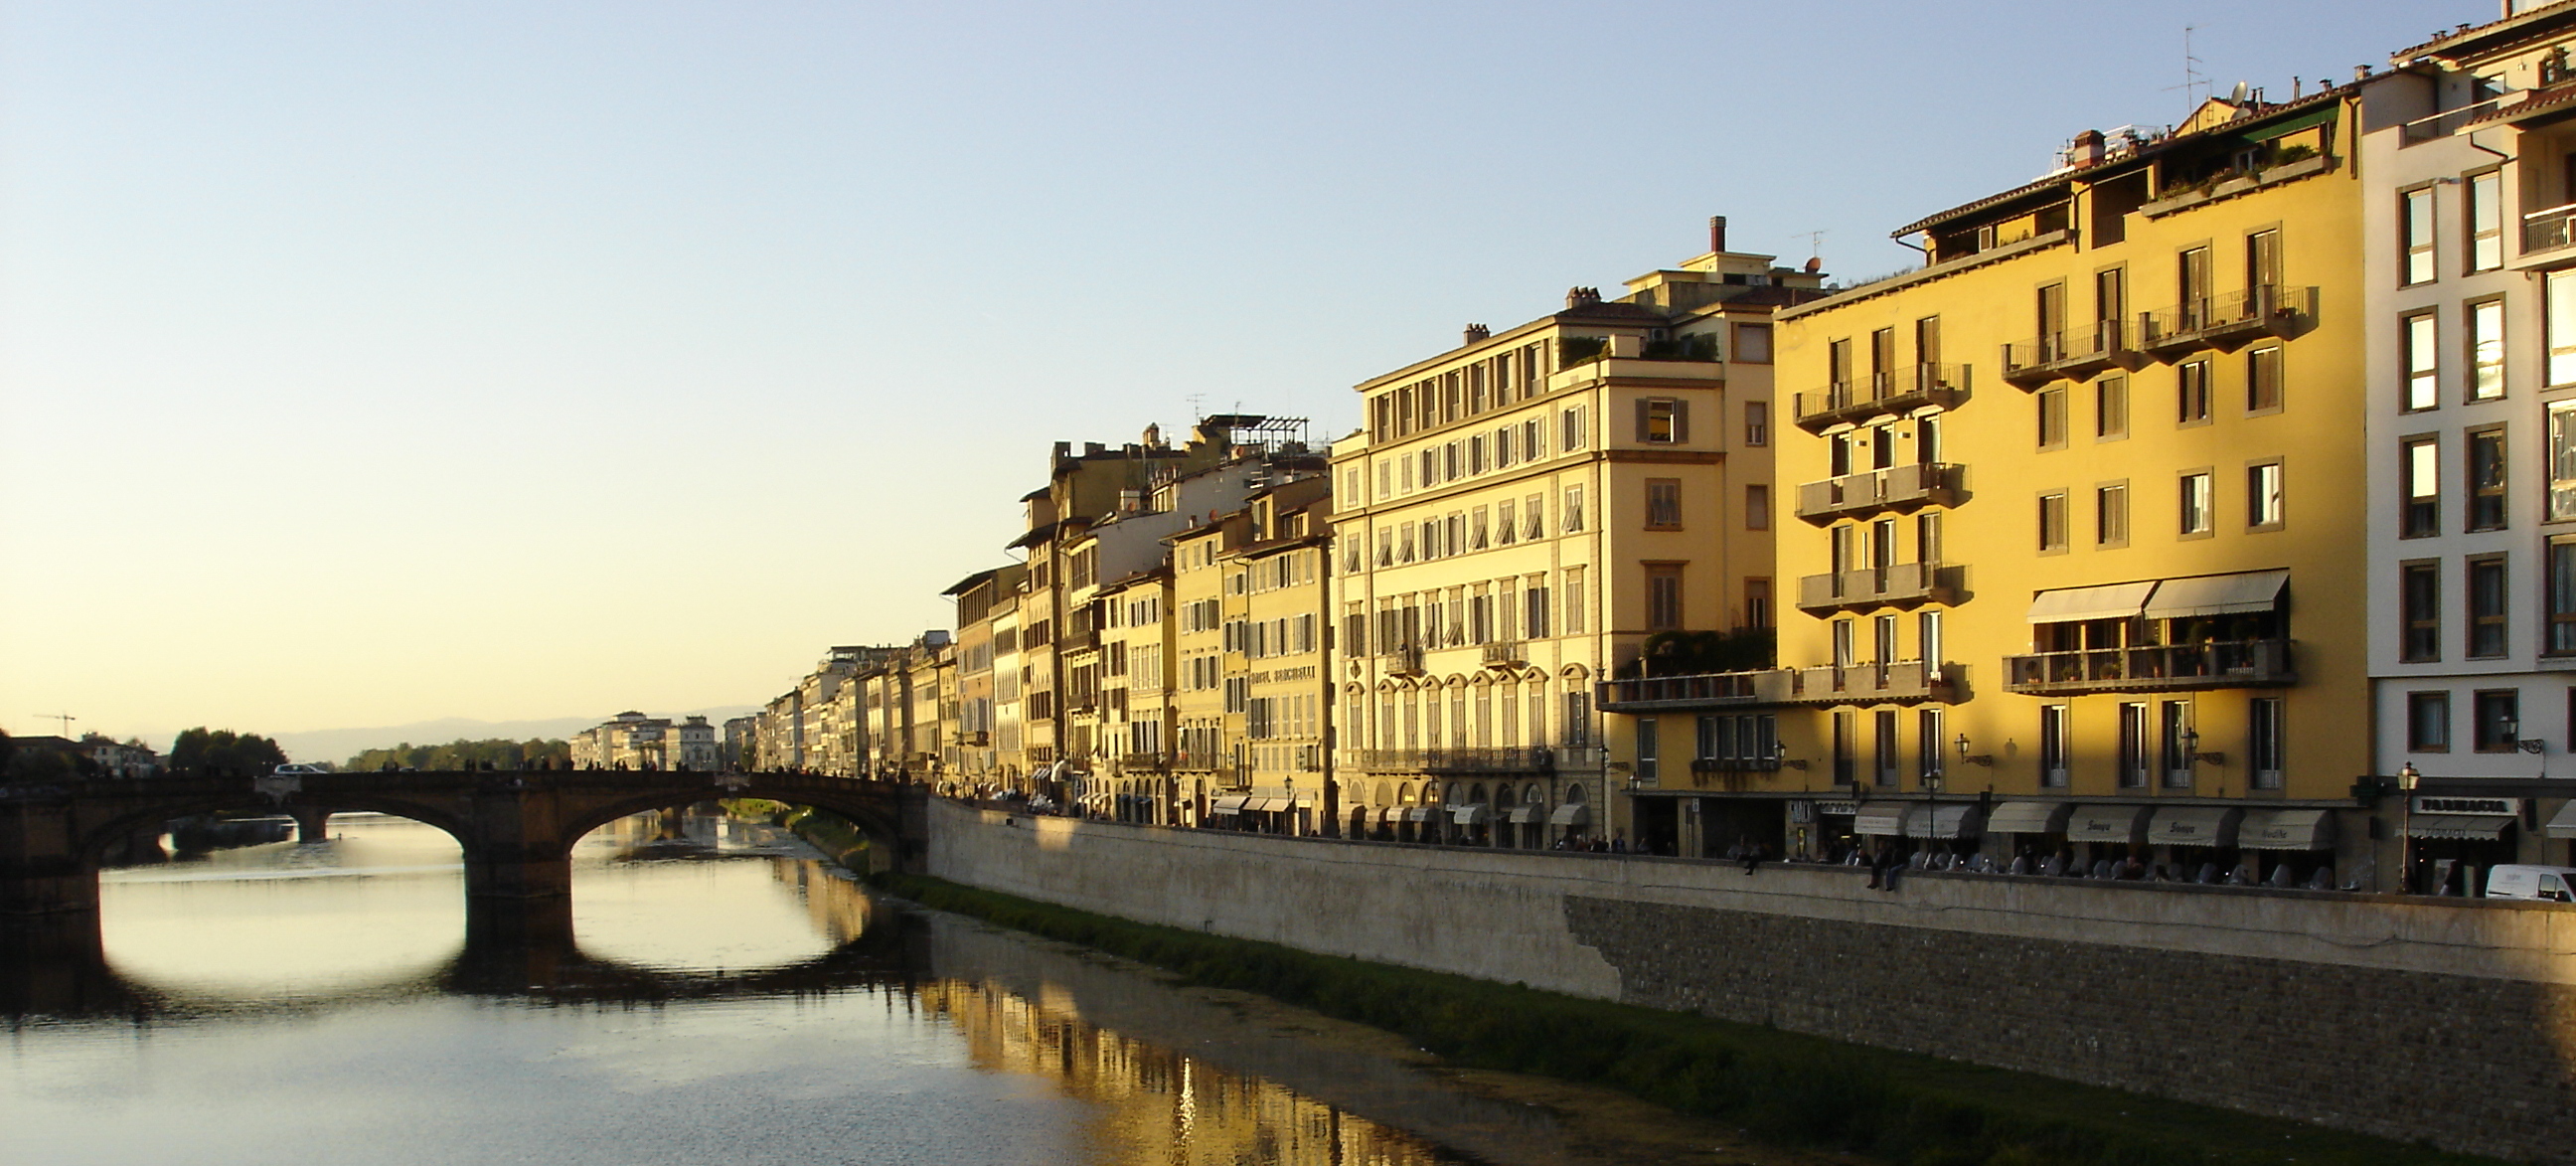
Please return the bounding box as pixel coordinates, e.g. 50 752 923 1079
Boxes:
2005 639 2295 695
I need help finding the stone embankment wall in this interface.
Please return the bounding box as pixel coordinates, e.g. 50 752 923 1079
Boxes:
927 800 2576 1164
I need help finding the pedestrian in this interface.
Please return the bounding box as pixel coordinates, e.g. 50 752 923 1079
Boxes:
1741 840 1766 875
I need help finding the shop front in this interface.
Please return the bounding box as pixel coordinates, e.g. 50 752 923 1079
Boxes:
1986 800 2072 870
2406 796 2520 896
1791 799 1859 861
2144 806 2242 881
2543 800 2576 865
2065 804 2151 873
2237 807 2338 887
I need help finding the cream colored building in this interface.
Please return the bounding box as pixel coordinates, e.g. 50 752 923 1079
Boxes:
1330 223 1821 849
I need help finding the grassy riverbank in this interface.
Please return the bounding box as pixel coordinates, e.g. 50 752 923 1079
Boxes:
872 873 2509 1166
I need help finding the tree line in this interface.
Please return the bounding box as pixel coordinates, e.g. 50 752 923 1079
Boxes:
343 738 571 772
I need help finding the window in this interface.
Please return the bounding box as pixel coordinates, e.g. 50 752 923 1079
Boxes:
1562 485 1586 533
1917 609 1942 675
2249 698 2284 789
1560 407 1586 451
2246 461 2284 530
2402 187 2436 285
1646 564 1684 631
2038 490 2069 553
2403 437 2440 538
2469 555 2508 658
2469 299 2505 402
1524 493 1545 540
2178 471 2213 536
2177 359 2211 424
1745 579 1772 628
2551 538 2576 656
2407 692 2451 751
1917 707 1945 786
1917 512 1944 565
2038 705 2070 787
2095 375 2128 439
2474 689 2520 752
2037 387 2068 449
2405 313 2440 411
2554 402 2576 521
1873 709 1900 787
2118 702 2149 787
1639 398 1687 443
1525 580 1551 638
1733 323 1772 363
2468 426 2506 532
1831 711 1854 786
2096 483 2129 547
1745 484 1770 531
1497 500 1517 546
1562 691 1591 747
1562 566 1585 634
2552 268 2576 387
2246 228 2282 293
2468 170 2502 273
1636 718 1659 785
2160 701 2192 788
1744 402 1769 446
1645 478 1682 529
2402 561 2442 662
2247 345 2283 413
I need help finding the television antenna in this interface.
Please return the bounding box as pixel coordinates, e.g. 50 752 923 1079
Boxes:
1794 230 1827 262
2164 26 2209 107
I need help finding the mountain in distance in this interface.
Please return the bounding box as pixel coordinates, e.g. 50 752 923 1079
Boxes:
275 708 759 765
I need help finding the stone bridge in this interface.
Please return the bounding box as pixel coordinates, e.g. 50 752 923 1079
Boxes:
0 769 928 916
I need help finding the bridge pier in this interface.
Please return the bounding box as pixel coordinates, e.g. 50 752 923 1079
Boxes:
0 802 99 916
291 806 331 844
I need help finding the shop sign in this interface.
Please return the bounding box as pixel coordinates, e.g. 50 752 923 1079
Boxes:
1790 800 1814 823
1812 800 1859 817
2413 796 2520 815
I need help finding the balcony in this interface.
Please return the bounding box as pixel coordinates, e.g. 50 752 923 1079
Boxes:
1059 627 1100 654
2004 639 2295 696
1115 751 1170 774
1481 640 1526 668
2001 322 2135 387
1794 462 1962 525
1788 660 1954 706
1382 642 1426 676
1351 748 1556 774
2526 203 2576 258
1795 563 1960 613
1792 364 1969 432
1597 669 1796 712
2136 285 2314 355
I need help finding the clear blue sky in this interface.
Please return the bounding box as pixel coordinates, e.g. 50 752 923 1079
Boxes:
0 0 2483 749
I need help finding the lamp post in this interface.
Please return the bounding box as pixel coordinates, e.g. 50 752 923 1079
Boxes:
1953 734 1994 766
2398 760 2421 895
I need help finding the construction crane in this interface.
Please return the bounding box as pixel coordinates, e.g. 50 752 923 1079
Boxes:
32 712 76 739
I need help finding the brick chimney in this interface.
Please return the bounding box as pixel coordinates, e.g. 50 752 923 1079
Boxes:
1463 323 1491 345
1708 216 1728 253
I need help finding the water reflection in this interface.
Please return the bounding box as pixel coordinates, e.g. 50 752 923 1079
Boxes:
4 808 1780 1166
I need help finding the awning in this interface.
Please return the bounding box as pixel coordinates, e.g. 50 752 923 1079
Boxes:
2146 806 2243 849
2066 804 2151 844
1376 806 1403 823
1210 795 1248 814
2545 801 2576 839
1405 806 1440 822
1252 797 1290 812
2238 808 2337 850
2408 813 2515 840
1450 805 1491 825
1549 804 1591 826
1508 805 1544 824
1854 805 1911 836
2027 581 2158 623
1986 800 2073 835
1907 804 1985 840
2141 570 2289 619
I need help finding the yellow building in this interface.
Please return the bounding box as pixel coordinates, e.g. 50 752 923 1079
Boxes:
1094 562 1175 820
1661 90 2372 881
1225 479 1334 835
1331 223 1820 850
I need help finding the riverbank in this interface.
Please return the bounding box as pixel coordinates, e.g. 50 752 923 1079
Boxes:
874 871 2508 1166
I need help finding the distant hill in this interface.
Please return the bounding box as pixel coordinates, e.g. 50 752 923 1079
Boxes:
273 709 758 765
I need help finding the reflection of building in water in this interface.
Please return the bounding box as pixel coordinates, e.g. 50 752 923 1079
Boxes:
913 977 1452 1166
771 859 877 945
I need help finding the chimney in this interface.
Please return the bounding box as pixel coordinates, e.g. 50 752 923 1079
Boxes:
1142 422 1163 448
2070 128 2106 169
1708 215 1728 253
1084 441 1106 457
1564 286 1602 308
1463 323 1491 345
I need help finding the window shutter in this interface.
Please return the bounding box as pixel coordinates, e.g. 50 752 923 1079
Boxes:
1635 398 1652 442
1674 400 1690 444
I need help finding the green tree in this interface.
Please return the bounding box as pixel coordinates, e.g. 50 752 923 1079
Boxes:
168 728 289 776
344 737 570 772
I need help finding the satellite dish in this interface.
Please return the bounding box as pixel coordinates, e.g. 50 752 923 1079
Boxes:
2229 81 2249 103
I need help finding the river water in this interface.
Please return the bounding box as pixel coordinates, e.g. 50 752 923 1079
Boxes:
1 807 1820 1166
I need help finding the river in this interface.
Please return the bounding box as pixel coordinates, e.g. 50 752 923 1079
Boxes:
1 806 1823 1166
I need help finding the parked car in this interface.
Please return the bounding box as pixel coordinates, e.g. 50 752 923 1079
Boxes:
270 763 329 777
2486 864 2576 903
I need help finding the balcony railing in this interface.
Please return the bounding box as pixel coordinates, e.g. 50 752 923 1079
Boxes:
1115 751 1170 774
1059 627 1100 654
1597 669 1795 712
1794 462 1962 524
1481 640 1526 667
1382 642 1425 675
2004 639 2296 696
1789 659 1954 706
1351 748 1556 774
1795 563 1960 613
1792 364 1969 431
2526 203 2576 257
2001 321 2133 386
2135 285 2314 354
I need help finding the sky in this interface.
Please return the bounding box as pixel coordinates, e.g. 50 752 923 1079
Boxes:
0 0 2492 750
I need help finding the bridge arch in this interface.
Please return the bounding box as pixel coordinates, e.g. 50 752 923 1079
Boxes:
556 784 908 872
75 795 474 870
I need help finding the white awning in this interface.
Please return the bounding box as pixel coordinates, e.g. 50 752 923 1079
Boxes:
1376 806 1404 823
2027 581 2158 623
2146 806 2242 849
2066 804 2151 844
1549 804 1591 826
1450 805 1491 825
1907 803 1985 839
2545 801 2576 839
1254 797 1292 812
2409 813 2514 840
1854 805 1911 836
1405 806 1440 822
2141 570 2289 619
1508 805 1544 824
1210 795 1248 813
2239 808 2337 851
1986 800 2073 835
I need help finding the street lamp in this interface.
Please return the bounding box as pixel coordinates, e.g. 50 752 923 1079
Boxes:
1771 743 1809 771
1954 734 1994 766
2177 727 2226 765
2398 760 2421 894
2502 716 2547 754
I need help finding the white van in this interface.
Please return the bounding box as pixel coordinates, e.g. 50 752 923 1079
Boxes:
2485 865 2576 902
